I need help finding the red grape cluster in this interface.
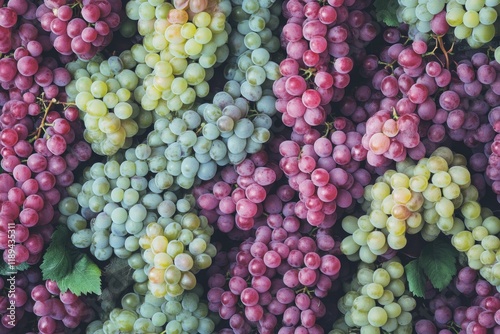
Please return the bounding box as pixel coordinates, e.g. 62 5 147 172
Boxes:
361 110 424 167
195 144 286 238
0 98 91 266
0 0 46 55
31 279 95 333
36 0 122 60
207 223 340 334
0 0 74 105
278 118 372 226
275 0 378 135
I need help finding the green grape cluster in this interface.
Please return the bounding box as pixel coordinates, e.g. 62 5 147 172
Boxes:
136 208 216 298
396 0 448 39
65 52 154 156
333 258 416 334
225 0 282 99
340 147 482 263
66 150 161 261
451 208 500 288
446 0 499 46
340 146 500 289
125 0 232 112
144 90 275 189
86 285 216 334
60 145 218 262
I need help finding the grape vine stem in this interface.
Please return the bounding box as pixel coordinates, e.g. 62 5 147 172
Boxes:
436 36 450 70
30 98 57 142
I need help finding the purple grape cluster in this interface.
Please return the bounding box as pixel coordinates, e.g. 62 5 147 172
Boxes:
0 267 41 332
487 107 500 201
415 266 500 334
36 0 122 60
0 0 47 55
345 32 498 165
30 279 95 333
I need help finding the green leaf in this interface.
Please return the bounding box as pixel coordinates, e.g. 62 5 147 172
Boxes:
0 262 29 276
374 0 400 27
40 225 74 281
58 255 102 296
419 238 459 291
405 260 427 298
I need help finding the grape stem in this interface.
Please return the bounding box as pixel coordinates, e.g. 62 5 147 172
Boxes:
378 60 395 71
29 97 57 142
436 36 452 70
295 286 314 297
300 67 316 81
322 121 334 137
391 107 399 120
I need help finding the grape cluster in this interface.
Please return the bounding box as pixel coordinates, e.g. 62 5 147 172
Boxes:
357 37 497 160
0 98 91 266
207 220 340 333
340 146 500 288
0 4 74 111
63 146 218 270
445 0 498 48
340 147 479 262
31 279 95 333
395 0 447 40
414 266 500 333
450 208 500 287
362 110 423 167
220 0 283 134
61 150 160 261
195 149 283 234
278 120 373 226
137 210 216 298
66 53 154 156
0 0 49 58
145 91 275 190
275 0 378 135
0 268 41 332
333 257 416 334
487 106 500 201
86 285 216 334
36 0 122 60
125 0 232 112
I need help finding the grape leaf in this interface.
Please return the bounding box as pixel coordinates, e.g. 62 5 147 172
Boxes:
374 0 400 27
0 262 29 276
419 238 458 291
40 225 74 281
405 260 426 298
58 255 102 296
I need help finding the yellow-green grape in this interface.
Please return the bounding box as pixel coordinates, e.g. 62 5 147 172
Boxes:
427 156 449 173
371 182 391 201
452 230 475 252
366 231 386 251
461 201 482 219
463 10 481 28
454 23 472 38
367 307 388 327
409 174 429 192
